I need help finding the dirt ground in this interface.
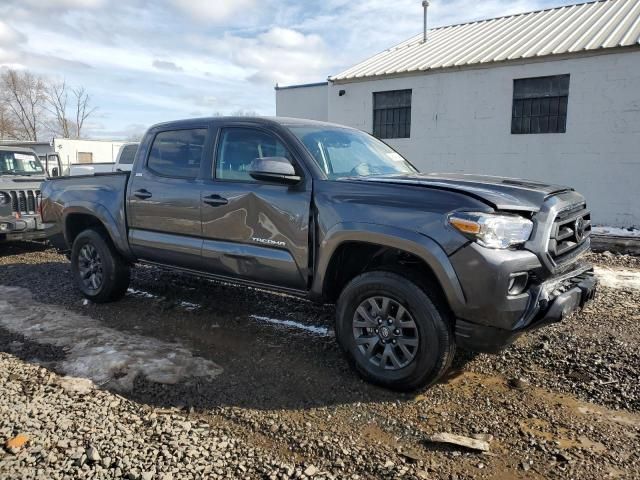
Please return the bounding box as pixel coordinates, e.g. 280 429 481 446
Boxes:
0 242 638 480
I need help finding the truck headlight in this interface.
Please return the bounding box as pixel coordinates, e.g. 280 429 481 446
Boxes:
448 212 533 249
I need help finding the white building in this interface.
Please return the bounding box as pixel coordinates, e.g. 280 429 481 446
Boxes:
53 138 126 172
276 0 640 227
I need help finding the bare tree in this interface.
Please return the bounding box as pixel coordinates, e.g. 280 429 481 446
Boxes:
45 80 72 138
73 86 96 138
0 104 19 140
0 69 47 141
45 81 97 139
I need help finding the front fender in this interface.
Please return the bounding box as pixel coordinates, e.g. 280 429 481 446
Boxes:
62 203 133 261
311 222 466 312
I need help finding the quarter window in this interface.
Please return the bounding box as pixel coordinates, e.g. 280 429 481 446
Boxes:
216 128 292 182
512 75 569 134
147 129 206 178
373 89 412 139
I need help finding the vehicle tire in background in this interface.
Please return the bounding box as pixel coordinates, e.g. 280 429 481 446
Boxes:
70 228 130 303
336 271 455 391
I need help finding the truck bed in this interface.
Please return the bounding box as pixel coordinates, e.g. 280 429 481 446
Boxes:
40 171 131 256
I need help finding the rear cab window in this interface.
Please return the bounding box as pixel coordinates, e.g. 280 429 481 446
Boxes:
147 129 207 178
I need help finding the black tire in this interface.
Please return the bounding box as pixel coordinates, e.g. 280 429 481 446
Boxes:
336 271 455 391
70 228 130 303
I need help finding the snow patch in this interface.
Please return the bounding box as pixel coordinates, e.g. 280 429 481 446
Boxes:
249 315 332 337
127 288 200 310
592 226 640 238
127 287 158 299
594 267 640 291
0 286 223 391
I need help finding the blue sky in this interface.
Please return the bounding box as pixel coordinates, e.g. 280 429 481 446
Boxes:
0 0 581 139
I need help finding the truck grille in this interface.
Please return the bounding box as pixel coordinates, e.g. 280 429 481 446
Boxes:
4 190 40 215
548 203 591 263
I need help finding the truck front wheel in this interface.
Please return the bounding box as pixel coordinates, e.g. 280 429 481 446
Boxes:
70 228 130 303
336 271 455 391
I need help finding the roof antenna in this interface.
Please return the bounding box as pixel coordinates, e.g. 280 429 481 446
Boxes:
422 1 430 43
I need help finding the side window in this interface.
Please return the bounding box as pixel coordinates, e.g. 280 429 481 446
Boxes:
147 129 207 178
512 75 569 134
216 128 292 182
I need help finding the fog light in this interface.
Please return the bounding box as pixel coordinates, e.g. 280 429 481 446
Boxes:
508 272 529 295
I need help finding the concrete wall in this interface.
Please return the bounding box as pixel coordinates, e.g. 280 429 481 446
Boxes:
276 83 328 121
327 51 640 227
53 139 126 171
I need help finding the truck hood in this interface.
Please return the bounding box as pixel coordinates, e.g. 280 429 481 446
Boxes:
354 173 573 212
0 175 47 190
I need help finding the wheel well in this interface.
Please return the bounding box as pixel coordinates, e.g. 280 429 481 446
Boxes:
323 242 448 306
65 213 107 247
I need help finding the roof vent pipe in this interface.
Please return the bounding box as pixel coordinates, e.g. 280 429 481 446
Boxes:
422 1 430 43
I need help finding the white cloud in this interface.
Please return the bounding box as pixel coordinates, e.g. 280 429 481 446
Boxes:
221 27 331 85
170 0 256 24
21 0 105 9
152 59 183 72
0 20 26 46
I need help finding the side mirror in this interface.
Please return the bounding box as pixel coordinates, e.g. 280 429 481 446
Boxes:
248 157 301 185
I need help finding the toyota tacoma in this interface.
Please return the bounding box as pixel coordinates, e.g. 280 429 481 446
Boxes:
41 117 597 390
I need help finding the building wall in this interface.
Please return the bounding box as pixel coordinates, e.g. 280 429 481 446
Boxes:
53 139 126 171
327 51 640 227
276 84 329 121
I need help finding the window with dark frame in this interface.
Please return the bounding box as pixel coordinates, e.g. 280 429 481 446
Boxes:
147 128 206 178
373 89 412 139
512 75 569 134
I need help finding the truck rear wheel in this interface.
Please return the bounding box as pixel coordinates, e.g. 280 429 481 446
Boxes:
70 228 130 303
336 271 455 391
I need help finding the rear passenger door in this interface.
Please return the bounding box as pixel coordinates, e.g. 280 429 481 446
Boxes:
200 126 312 291
127 127 210 270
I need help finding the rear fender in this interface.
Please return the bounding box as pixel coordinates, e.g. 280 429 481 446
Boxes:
63 203 134 261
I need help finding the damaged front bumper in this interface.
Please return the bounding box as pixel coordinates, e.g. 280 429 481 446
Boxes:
456 267 598 353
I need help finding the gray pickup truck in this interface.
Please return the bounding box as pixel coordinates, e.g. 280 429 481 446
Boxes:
0 146 56 242
41 117 597 390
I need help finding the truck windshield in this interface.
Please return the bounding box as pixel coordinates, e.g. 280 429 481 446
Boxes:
289 126 417 179
0 151 45 175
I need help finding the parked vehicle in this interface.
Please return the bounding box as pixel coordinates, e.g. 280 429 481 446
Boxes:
113 142 139 172
41 117 597 390
68 143 139 176
0 146 57 242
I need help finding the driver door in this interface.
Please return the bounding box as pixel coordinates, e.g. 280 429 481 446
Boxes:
200 126 312 291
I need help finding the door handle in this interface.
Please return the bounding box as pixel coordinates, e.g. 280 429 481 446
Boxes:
203 194 228 207
134 189 152 199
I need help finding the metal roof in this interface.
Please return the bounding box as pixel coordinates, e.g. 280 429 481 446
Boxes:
330 0 640 82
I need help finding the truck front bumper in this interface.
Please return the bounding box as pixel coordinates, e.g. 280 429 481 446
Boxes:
0 215 56 242
455 270 597 352
449 242 597 353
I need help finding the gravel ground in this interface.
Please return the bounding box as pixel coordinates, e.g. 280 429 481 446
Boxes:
0 242 639 479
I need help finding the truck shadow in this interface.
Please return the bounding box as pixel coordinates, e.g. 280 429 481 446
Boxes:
0 257 478 412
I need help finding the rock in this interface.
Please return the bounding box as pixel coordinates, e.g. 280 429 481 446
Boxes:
508 378 528 390
471 433 494 442
400 448 421 463
520 461 531 472
426 433 491 452
141 472 154 480
383 460 394 469
86 445 101 462
304 465 318 477
5 434 29 453
55 377 95 395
